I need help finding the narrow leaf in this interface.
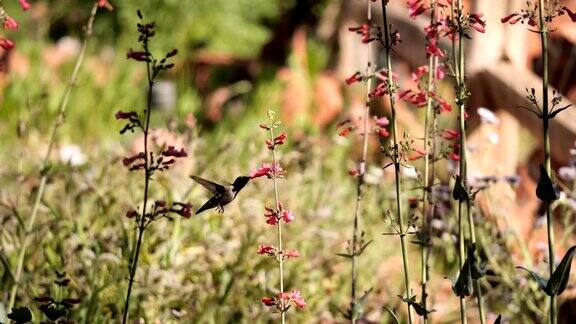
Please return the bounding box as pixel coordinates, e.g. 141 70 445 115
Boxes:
516 266 550 295
452 259 473 297
547 245 576 296
494 314 502 324
536 165 559 203
383 306 401 324
452 176 469 202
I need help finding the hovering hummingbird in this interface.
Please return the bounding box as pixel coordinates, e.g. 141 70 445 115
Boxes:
190 175 251 215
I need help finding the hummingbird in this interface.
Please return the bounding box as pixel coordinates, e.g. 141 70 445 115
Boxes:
190 175 251 215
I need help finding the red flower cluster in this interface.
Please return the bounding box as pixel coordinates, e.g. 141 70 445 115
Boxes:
348 23 380 44
261 290 307 311
251 163 284 179
345 71 363 85
124 200 192 222
266 132 287 150
502 4 576 26
264 203 295 225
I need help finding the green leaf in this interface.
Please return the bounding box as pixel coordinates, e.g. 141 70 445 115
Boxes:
547 245 576 296
452 259 473 297
494 314 502 324
7 307 32 324
468 244 486 280
383 306 401 324
452 176 469 202
516 266 549 295
536 165 559 203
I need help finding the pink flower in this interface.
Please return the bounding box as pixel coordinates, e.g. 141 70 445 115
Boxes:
125 210 138 218
426 38 445 58
442 129 460 140
563 7 576 22
348 168 360 177
127 49 150 61
411 65 429 82
282 210 294 223
162 146 187 158
170 202 193 218
399 90 427 107
261 297 276 306
375 117 389 128
288 290 307 309
257 244 276 256
98 0 114 11
468 13 486 33
337 119 356 137
274 132 287 145
345 72 363 85
501 13 520 24
349 23 377 44
284 249 300 259
18 0 31 11
378 129 390 138
250 163 284 179
3 17 18 31
0 38 14 50
264 205 279 225
407 0 427 19
448 151 461 161
435 66 445 80
259 123 270 130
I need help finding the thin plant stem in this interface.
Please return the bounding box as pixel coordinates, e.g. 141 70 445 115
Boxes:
421 2 437 322
537 1 555 323
453 0 486 321
380 2 413 323
350 1 374 323
268 122 286 324
122 40 154 324
8 2 100 309
451 1 467 322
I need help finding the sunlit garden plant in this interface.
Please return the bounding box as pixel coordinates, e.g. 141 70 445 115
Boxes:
115 10 192 323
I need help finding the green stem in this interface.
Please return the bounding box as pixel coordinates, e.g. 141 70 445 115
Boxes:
381 3 413 323
268 119 285 324
537 1 555 323
8 3 100 309
122 40 154 324
350 2 374 323
421 3 437 323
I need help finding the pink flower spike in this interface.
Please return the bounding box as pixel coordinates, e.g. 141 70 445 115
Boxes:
282 210 295 223
435 66 445 80
3 17 19 31
0 38 15 50
250 163 283 179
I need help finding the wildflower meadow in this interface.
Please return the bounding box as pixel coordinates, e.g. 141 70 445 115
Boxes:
2 0 576 323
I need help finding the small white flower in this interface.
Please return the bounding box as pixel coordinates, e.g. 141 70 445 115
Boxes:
477 107 500 125
59 144 86 166
402 166 418 178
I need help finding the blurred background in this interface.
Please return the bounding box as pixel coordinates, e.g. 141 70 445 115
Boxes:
1 0 576 322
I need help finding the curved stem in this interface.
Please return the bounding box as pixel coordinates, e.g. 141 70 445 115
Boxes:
8 3 100 309
381 2 413 323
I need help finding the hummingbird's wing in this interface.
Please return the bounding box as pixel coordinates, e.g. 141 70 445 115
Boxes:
190 175 225 194
195 196 220 215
